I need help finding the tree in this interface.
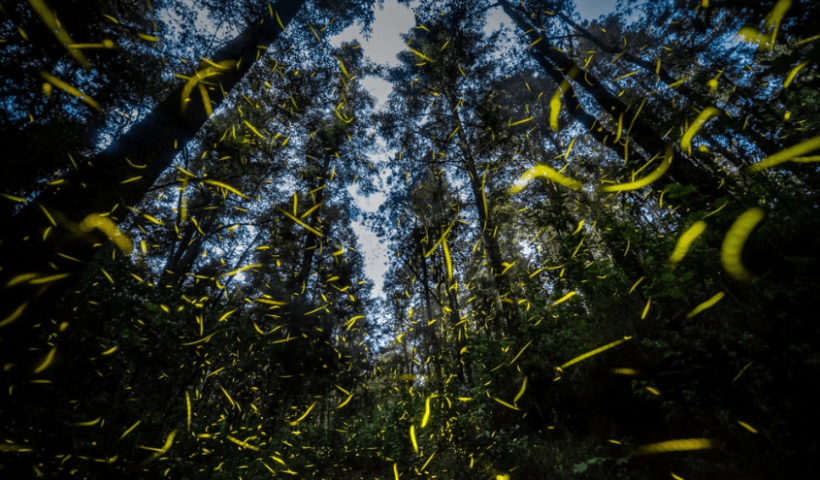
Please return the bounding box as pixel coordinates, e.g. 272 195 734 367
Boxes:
0 0 381 370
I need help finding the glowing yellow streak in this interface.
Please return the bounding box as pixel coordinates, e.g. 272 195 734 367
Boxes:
409 47 433 62
100 267 114 284
337 57 351 78
551 291 577 307
142 213 163 225
442 239 453 281
119 421 140 440
720 207 764 282
7 273 39 287
530 37 543 47
126 158 146 169
511 164 582 192
762 0 791 49
203 179 250 199
261 462 276 475
529 264 564 278
641 297 651 319
33 346 57 374
492 397 521 411
0 302 29 328
226 435 260 451
29 273 71 284
289 402 316 426
179 64 231 114
629 277 646 295
549 66 580 131
181 331 217 345
794 33 820 46
421 396 432 428
629 438 717 456
423 221 456 257
733 362 753 382
611 368 640 375
410 424 419 454
601 144 673 192
137 33 158 42
304 304 328 316
669 221 707 264
480 171 489 219
197 83 213 116
394 463 400 480
309 23 320 41
613 112 625 144
101 346 118 355
39 203 57 226
39 72 100 110
680 107 720 155
737 420 757 434
2 193 28 203
508 116 535 127
513 377 528 405
337 393 354 409
72 417 101 426
421 451 436 471
27 0 89 68
746 135 820 173
559 336 632 369
275 11 286 31
300 202 322 219
204 366 224 379
345 315 365 331
666 76 688 89
185 391 192 431
255 298 287 306
217 309 237 322
140 430 177 466
572 220 584 235
279 209 323 237
219 385 236 408
686 292 725 318
243 120 267 140
509 340 533 366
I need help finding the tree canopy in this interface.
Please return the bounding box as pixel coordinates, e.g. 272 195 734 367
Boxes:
1 0 818 479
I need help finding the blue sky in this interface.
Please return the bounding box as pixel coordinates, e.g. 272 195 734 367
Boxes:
575 0 619 21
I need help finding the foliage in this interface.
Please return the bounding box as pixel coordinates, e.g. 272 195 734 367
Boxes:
1 0 819 479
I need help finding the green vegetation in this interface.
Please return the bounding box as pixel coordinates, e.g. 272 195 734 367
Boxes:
0 0 818 479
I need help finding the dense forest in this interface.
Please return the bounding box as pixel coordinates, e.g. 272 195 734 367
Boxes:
1 0 818 478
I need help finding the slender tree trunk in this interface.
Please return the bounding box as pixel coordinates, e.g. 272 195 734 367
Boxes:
294 154 334 292
451 111 517 334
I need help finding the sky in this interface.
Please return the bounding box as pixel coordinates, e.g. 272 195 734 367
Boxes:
330 0 618 302
575 0 619 21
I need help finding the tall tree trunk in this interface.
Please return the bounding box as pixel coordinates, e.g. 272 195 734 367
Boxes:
451 106 517 334
0 0 306 371
499 0 724 213
294 154 334 292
